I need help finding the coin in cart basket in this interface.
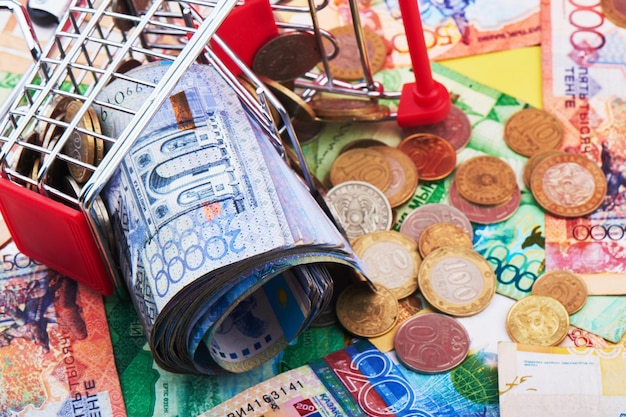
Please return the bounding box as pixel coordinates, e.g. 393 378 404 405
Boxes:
454 155 517 206
258 75 317 122
253 31 322 83
336 281 399 338
322 25 387 81
418 246 496 317
394 312 470 374
325 180 393 241
62 100 104 184
506 295 569 346
310 95 390 122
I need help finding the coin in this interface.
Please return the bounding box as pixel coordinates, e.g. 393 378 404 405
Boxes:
449 179 521 225
351 230 421 300
63 100 99 184
397 133 456 181
418 246 496 316
253 31 321 82
323 25 387 81
523 149 564 190
325 180 393 241
454 155 517 205
601 0 626 28
530 152 606 217
531 269 588 315
399 203 473 244
418 222 474 258
310 96 391 122
329 147 391 191
339 138 388 154
370 145 419 208
284 119 325 145
336 281 399 338
394 312 470 374
504 108 563 157
402 105 472 151
258 75 316 122
506 295 570 346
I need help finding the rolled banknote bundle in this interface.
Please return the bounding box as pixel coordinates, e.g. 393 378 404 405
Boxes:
94 61 364 374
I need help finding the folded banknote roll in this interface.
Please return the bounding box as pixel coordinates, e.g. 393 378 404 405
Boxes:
94 61 364 374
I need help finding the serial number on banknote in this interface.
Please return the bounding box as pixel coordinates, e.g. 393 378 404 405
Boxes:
226 380 306 416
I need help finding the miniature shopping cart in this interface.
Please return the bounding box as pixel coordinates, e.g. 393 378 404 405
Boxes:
0 0 449 295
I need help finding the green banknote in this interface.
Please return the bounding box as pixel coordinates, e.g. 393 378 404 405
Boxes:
104 292 348 415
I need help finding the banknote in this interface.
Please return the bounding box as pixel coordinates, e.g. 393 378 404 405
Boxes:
277 0 540 64
541 0 626 341
498 341 626 416
104 290 350 416
0 239 127 417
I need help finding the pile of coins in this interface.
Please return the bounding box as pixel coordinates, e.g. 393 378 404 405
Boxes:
506 269 588 346
506 108 607 218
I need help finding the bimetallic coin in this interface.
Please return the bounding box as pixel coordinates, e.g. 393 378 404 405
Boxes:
371 146 419 208
531 269 588 315
394 313 470 374
253 31 321 83
523 149 564 190
323 25 387 81
418 246 496 316
325 180 393 241
63 100 100 184
504 108 563 157
336 282 399 338
454 155 517 205
402 105 472 151
601 0 626 28
530 152 606 217
506 295 570 346
351 230 421 300
329 147 391 191
398 133 456 181
399 203 473 244
449 180 521 225
418 222 473 259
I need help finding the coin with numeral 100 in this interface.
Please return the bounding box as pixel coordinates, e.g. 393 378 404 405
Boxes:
417 246 496 317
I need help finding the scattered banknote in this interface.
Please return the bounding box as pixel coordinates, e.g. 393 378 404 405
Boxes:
0 238 127 417
498 341 626 416
277 0 540 64
541 0 626 341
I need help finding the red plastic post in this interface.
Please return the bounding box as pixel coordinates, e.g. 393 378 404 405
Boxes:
396 0 450 127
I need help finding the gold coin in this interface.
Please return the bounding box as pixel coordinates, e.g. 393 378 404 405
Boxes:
454 155 517 205
530 152 606 217
336 281 399 338
370 145 418 208
323 25 387 81
504 108 563 157
531 269 588 315
310 96 391 123
259 75 316 122
418 222 473 258
63 100 101 184
506 295 569 346
330 147 391 191
351 230 421 300
418 246 496 316
523 149 564 190
601 0 626 28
